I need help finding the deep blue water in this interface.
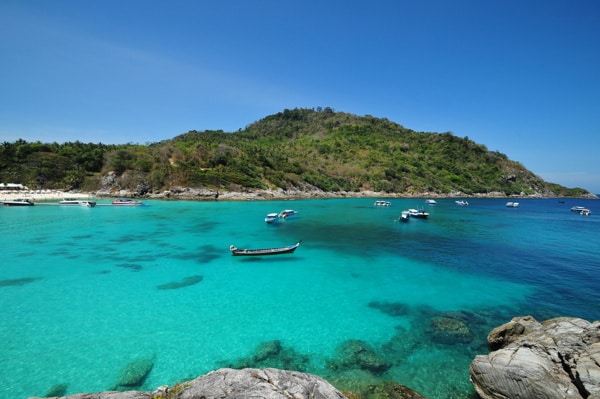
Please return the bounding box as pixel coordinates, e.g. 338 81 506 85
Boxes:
1 197 598 399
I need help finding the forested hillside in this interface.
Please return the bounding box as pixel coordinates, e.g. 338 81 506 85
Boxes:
0 108 591 197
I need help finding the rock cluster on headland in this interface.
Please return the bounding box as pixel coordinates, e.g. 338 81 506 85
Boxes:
470 316 600 399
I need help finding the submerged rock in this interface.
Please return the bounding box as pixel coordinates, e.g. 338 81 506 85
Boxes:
329 339 391 375
0 277 42 287
368 381 428 399
380 327 420 365
367 300 409 317
114 357 154 390
429 314 473 344
219 340 310 372
44 383 68 397
470 316 600 399
156 275 203 290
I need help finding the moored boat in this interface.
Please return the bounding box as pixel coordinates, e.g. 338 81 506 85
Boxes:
399 210 410 222
2 199 34 206
264 213 280 223
572 207 591 216
455 200 469 206
59 198 96 207
279 209 298 218
112 198 144 206
408 208 429 218
374 200 391 207
59 198 81 205
506 202 519 208
229 241 301 256
425 199 437 205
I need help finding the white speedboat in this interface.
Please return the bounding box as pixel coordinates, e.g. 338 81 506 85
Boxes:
399 210 410 222
455 200 469 206
408 209 429 218
279 209 298 218
374 200 391 207
112 198 145 206
264 213 280 223
59 198 96 207
425 199 437 205
506 202 520 208
59 198 81 205
571 206 591 216
2 199 34 206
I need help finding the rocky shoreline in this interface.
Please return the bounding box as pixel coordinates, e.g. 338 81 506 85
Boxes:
2 186 598 202
102 187 598 201
470 316 600 399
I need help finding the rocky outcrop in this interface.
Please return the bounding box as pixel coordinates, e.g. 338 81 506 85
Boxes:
470 316 600 399
31 368 349 399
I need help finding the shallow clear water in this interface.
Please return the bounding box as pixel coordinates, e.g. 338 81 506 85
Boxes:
1 197 599 398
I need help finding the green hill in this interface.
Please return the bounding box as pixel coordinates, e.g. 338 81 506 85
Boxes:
0 108 593 197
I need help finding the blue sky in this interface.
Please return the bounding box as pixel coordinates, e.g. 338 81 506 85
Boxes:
1 1 599 192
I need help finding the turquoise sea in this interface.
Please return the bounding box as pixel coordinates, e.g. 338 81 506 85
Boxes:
1 197 599 399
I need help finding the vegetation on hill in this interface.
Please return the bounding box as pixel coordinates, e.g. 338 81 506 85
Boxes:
0 108 592 197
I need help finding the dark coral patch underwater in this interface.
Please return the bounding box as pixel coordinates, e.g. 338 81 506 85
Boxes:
367 300 410 317
157 275 203 290
0 277 42 287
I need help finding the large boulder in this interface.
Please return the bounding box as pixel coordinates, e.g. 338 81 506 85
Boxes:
470 316 600 399
174 368 348 399
31 368 348 399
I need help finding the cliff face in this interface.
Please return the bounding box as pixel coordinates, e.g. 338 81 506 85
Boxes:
470 316 600 399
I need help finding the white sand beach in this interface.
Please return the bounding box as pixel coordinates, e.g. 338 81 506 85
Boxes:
1 190 92 202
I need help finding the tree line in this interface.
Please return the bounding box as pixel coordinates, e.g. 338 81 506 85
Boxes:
0 108 591 197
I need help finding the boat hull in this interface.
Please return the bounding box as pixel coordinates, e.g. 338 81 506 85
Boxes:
59 200 96 207
264 213 280 223
408 209 429 218
112 199 144 206
2 200 34 206
230 242 301 256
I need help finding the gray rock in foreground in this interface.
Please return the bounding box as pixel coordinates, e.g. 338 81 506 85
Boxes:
31 368 348 399
470 316 600 399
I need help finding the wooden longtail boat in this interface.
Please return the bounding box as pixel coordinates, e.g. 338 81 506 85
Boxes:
229 241 301 256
